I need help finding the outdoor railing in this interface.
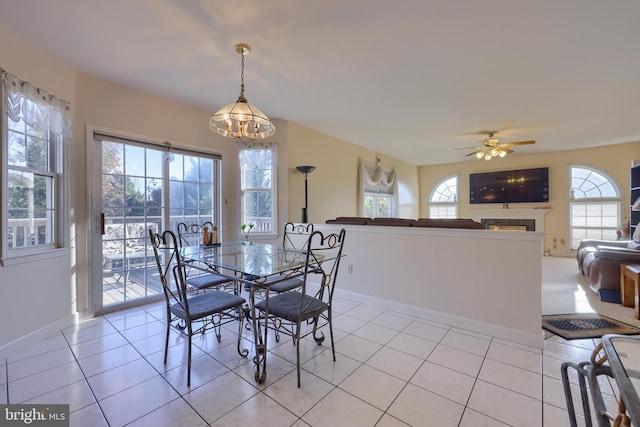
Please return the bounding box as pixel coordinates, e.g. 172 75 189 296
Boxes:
7 218 48 249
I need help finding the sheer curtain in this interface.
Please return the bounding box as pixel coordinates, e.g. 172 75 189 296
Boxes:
358 160 399 217
3 70 72 139
2 69 72 255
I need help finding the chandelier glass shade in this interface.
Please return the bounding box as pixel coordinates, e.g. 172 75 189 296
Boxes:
475 137 508 160
209 43 275 140
475 147 508 161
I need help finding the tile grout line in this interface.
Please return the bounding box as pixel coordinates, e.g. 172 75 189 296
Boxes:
101 312 213 426
60 331 110 426
4 358 8 404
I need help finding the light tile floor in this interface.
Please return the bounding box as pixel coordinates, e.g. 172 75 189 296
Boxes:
2 296 621 426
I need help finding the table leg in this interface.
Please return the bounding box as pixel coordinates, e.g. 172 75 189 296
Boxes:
621 264 635 308
636 278 640 321
632 269 640 320
250 285 268 383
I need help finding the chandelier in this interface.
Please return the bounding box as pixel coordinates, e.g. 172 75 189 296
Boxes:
475 136 509 161
209 43 275 140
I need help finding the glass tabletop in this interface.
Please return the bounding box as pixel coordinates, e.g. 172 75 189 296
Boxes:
603 334 640 423
180 241 310 278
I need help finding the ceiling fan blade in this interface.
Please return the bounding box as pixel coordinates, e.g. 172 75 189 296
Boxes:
465 150 481 157
462 129 499 137
454 146 480 150
500 140 536 147
500 148 514 154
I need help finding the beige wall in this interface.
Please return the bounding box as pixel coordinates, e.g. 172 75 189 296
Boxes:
419 141 640 255
286 122 420 223
0 24 77 348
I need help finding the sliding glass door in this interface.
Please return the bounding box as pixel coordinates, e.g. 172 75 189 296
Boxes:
93 135 221 313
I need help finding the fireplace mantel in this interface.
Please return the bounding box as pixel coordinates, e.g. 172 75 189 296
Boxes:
470 208 551 233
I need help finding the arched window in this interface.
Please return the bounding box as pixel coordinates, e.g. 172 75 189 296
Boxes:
429 175 458 218
570 166 621 249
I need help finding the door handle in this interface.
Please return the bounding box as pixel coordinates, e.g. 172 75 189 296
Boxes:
100 213 105 235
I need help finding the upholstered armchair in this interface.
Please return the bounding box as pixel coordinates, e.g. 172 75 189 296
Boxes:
577 224 640 298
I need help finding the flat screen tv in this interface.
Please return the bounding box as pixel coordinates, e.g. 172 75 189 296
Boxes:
469 167 549 204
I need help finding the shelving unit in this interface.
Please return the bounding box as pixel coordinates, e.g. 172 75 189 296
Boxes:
631 161 640 237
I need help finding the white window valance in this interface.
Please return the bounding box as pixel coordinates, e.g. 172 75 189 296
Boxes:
237 140 276 150
2 69 72 139
358 161 399 217
362 162 397 189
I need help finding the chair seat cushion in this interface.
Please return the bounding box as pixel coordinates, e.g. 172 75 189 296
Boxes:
242 274 303 293
186 273 232 289
265 275 303 293
255 291 327 322
170 290 245 320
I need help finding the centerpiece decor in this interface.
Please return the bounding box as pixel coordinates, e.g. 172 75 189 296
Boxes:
241 223 255 240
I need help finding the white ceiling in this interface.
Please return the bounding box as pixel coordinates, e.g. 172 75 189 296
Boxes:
1 0 639 165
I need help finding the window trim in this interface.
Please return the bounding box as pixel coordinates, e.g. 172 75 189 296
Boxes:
238 144 277 237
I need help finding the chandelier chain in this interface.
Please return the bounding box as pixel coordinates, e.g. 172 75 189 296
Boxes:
209 42 275 139
239 51 245 99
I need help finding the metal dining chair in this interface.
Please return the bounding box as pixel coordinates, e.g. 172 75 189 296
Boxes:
253 228 346 387
176 222 235 292
149 229 248 387
259 222 315 293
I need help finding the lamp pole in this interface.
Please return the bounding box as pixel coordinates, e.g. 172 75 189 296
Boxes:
296 166 316 223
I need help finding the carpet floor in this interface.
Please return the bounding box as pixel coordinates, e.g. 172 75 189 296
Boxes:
542 256 640 334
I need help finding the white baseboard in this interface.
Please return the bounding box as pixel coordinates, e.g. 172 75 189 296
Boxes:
0 314 77 361
308 283 544 349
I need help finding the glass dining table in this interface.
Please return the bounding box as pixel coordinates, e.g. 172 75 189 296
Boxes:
562 334 640 426
179 240 313 383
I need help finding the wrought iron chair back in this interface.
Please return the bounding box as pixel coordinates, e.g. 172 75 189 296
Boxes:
300 229 345 309
149 229 185 303
176 222 233 292
177 221 215 247
282 222 314 251
251 223 316 297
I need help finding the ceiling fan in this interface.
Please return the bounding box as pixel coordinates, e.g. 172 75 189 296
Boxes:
463 131 536 160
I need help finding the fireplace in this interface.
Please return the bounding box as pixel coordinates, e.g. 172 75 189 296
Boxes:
481 218 536 231
471 208 550 233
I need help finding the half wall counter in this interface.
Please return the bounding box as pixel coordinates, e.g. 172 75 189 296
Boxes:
315 222 545 349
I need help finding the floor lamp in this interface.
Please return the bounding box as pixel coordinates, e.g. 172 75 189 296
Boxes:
296 165 316 223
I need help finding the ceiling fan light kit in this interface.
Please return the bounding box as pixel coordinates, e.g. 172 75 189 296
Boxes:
465 131 535 161
209 43 276 140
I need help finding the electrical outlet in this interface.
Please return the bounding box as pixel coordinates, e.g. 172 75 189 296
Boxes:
560 238 566 245
552 237 557 243
553 244 557 249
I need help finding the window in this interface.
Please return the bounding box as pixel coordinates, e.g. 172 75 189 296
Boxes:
429 175 458 218
570 166 621 249
2 70 71 260
239 144 276 234
364 192 393 218
359 161 398 218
